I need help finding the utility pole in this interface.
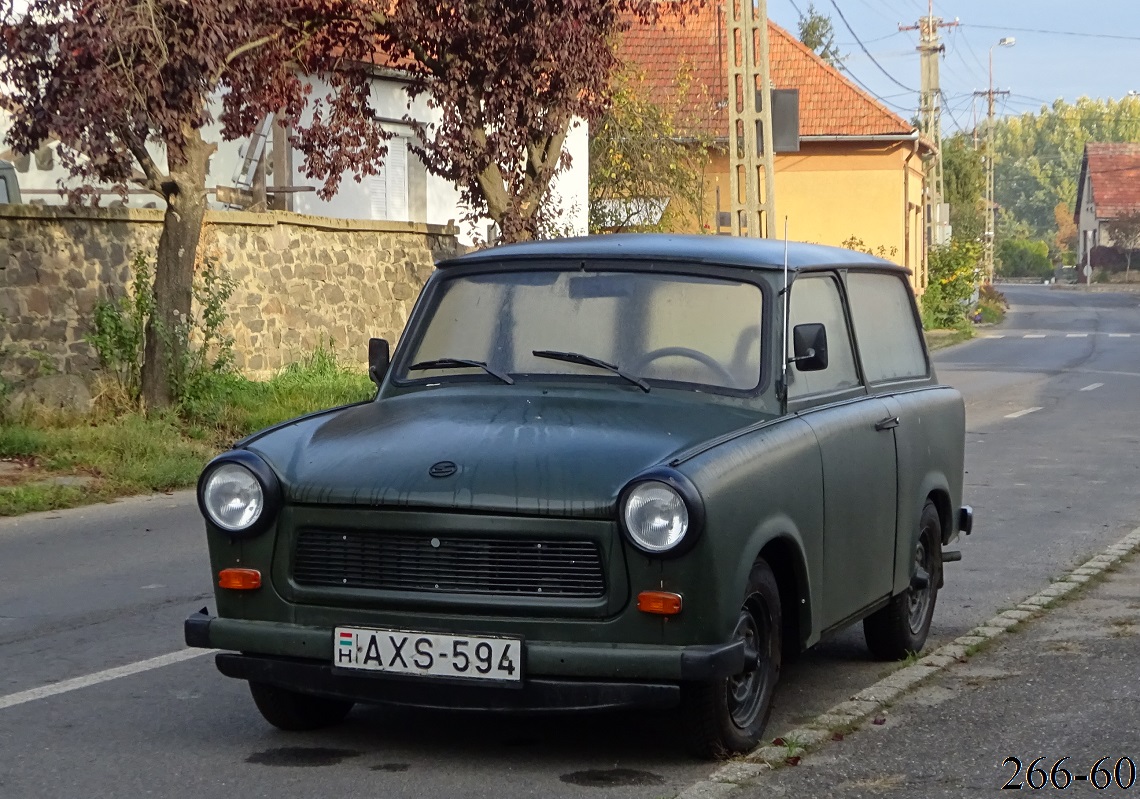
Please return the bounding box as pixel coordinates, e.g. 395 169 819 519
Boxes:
900 1 957 252
974 37 1014 282
727 0 777 238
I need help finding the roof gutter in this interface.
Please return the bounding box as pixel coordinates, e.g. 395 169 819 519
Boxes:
800 133 921 143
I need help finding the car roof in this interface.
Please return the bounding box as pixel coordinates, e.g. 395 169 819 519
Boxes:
439 233 904 272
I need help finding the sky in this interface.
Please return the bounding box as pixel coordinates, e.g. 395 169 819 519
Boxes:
766 0 1140 131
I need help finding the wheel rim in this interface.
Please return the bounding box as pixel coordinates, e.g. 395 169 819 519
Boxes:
907 532 935 635
726 602 772 729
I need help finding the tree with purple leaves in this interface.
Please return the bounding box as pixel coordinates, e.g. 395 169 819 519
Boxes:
1 0 698 408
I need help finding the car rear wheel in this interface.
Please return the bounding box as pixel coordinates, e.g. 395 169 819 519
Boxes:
680 558 782 759
248 681 354 731
863 499 942 661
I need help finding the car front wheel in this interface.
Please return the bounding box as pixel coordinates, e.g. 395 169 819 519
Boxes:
863 499 942 660
248 681 354 731
680 558 782 759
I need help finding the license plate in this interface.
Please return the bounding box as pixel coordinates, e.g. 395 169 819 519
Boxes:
334 626 522 683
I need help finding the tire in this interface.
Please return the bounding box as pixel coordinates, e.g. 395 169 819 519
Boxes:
248 681 354 731
680 559 782 759
863 500 942 661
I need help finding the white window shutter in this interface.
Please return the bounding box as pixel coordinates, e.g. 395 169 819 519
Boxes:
386 140 408 222
368 170 387 219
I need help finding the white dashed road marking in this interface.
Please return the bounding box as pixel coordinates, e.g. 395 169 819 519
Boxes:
1005 407 1043 419
1080 383 1104 392
1109 333 1132 338
0 649 213 711
1067 333 1089 338
1023 334 1046 339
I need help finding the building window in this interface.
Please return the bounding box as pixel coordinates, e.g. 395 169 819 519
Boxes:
368 138 409 222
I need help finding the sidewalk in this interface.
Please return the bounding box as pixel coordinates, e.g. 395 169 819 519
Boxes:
740 550 1140 797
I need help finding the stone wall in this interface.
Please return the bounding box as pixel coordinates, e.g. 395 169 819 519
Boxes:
0 205 459 381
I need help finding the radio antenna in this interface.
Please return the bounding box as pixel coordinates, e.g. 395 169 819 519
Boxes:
780 217 790 409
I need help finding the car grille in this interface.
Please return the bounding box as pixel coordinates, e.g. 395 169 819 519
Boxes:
292 529 606 598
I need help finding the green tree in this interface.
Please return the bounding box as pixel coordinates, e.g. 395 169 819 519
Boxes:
942 133 984 242
796 3 843 68
996 238 1052 279
992 95 1140 243
1105 210 1140 281
589 62 711 233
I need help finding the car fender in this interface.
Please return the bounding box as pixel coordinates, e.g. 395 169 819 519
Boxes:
738 518 817 651
890 470 953 595
673 416 824 647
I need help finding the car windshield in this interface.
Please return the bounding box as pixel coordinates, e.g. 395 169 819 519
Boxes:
399 268 765 392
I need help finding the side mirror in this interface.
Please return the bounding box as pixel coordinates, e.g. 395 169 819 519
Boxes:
368 338 390 387
791 323 828 372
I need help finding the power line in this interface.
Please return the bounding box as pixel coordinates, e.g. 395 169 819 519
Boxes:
839 64 915 113
939 89 968 133
828 0 917 93
960 23 1140 42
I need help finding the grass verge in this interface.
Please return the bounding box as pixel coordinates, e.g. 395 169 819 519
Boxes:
0 349 374 516
924 327 974 351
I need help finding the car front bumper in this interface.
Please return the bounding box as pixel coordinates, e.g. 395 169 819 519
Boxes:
185 610 744 711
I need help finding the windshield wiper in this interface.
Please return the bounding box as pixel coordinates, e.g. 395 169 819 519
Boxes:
532 350 650 392
408 357 514 385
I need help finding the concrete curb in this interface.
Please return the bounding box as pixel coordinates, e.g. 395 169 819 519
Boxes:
676 525 1140 799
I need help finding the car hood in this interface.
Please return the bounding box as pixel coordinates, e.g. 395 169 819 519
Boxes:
244 387 764 517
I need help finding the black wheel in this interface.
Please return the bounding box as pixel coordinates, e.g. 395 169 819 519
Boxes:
863 500 942 661
680 559 782 759
248 681 354 731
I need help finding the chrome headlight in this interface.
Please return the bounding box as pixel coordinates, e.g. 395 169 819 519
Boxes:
197 451 281 536
202 463 264 531
622 480 690 553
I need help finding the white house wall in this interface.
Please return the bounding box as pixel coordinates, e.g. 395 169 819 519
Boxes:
1 75 589 248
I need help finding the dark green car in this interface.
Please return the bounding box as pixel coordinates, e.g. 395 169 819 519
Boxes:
185 234 970 757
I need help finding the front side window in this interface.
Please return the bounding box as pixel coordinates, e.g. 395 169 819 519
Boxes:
787 274 860 399
400 268 765 392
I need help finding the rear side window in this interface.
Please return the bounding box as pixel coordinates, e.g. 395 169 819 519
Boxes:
846 272 928 382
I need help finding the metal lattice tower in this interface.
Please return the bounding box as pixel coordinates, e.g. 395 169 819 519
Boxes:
727 0 777 238
900 2 957 250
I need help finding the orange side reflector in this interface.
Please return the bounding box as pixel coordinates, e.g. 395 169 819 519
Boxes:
218 568 262 590
637 590 683 616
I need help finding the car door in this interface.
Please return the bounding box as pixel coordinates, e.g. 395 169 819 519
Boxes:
786 273 897 631
845 271 959 597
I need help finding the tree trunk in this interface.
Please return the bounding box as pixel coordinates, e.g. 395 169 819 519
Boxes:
141 129 214 411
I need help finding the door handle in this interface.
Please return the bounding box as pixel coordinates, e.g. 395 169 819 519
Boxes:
874 416 900 432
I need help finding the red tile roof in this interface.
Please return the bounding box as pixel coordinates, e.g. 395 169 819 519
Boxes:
617 6 916 139
1078 143 1140 221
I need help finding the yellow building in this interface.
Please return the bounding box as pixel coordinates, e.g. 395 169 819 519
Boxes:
618 11 932 292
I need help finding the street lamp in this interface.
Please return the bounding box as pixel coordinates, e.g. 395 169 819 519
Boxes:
989 37 1016 91
983 37 1015 282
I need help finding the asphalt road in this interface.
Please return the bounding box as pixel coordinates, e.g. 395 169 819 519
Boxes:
1 285 1137 799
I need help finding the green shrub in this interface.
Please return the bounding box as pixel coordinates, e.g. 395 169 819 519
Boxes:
85 251 153 405
922 240 982 329
86 250 238 417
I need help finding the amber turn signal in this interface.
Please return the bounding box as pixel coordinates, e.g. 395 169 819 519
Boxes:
218 568 262 590
637 590 683 615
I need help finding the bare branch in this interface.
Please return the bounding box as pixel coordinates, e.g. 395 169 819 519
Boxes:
120 128 166 193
